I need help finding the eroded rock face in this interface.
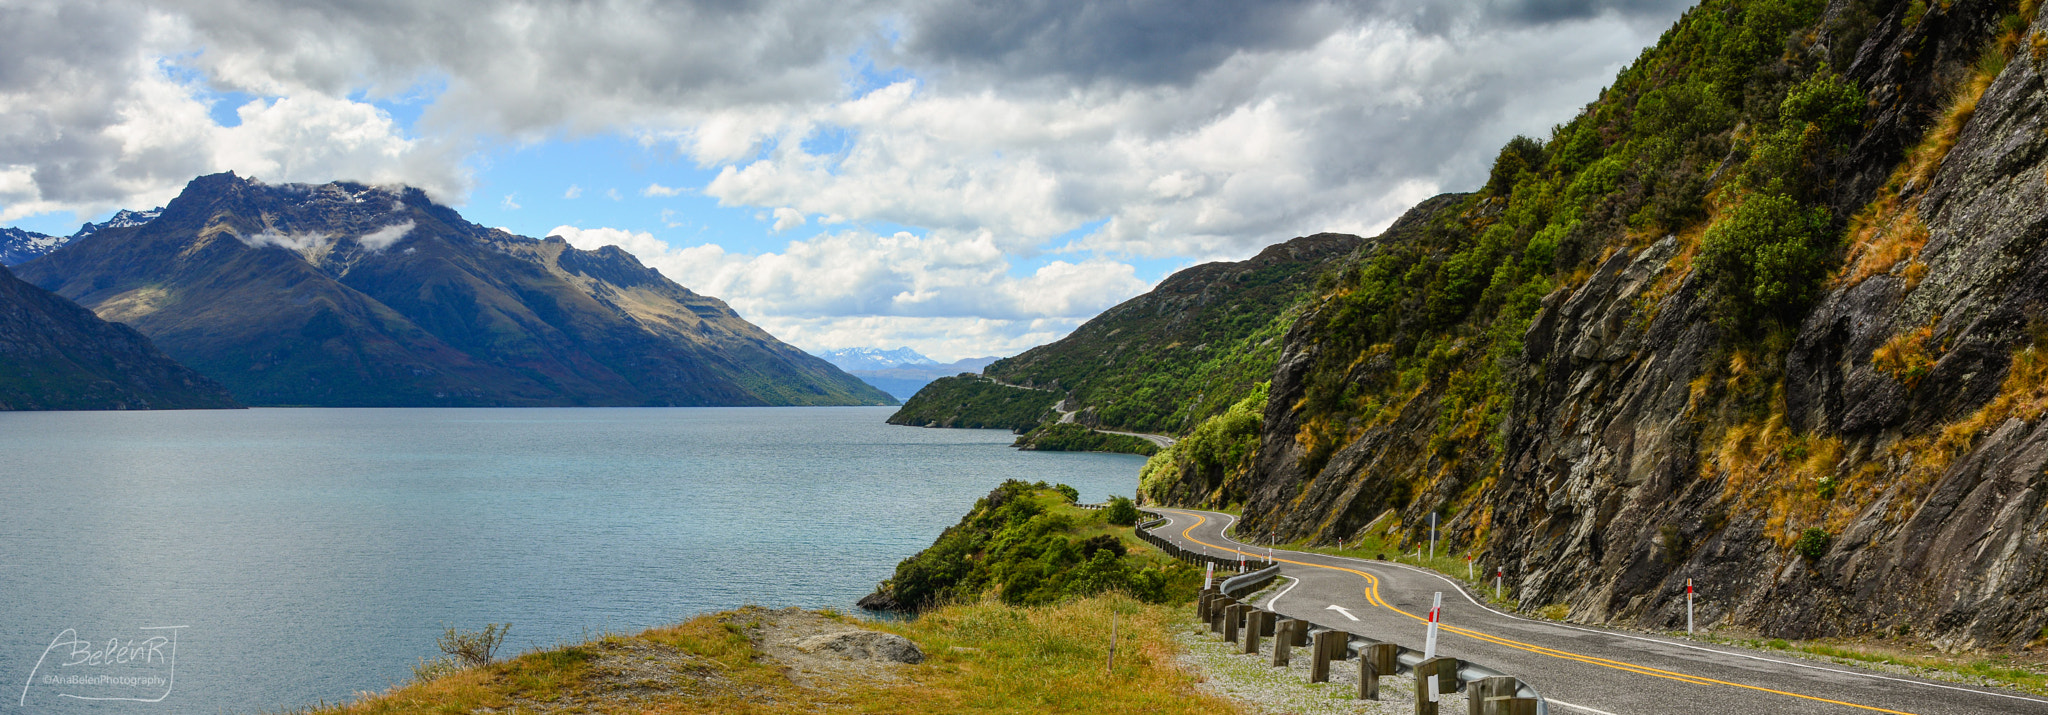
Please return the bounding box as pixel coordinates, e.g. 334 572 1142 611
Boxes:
1230 0 2048 648
1490 3 2048 646
793 630 926 664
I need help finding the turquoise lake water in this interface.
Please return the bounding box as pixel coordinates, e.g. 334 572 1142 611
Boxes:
0 407 1146 713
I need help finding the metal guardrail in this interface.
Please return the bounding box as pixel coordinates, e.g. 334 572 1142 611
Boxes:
1131 509 1276 574
1158 502 1548 714
1220 564 1281 598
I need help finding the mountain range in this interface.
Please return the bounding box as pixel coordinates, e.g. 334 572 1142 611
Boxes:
0 208 162 266
814 347 999 400
10 173 893 407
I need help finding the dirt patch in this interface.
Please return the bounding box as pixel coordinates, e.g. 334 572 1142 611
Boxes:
738 607 924 690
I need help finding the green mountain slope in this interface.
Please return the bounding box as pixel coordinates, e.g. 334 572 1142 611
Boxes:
0 264 239 410
13 173 893 407
889 232 1362 435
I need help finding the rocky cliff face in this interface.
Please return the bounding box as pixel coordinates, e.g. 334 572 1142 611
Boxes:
0 264 239 410
1159 0 2048 650
12 173 893 407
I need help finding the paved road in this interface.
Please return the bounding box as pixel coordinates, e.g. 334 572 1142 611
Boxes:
1100 429 1175 448
1151 507 2048 715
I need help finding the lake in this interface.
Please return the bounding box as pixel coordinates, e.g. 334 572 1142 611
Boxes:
0 407 1146 713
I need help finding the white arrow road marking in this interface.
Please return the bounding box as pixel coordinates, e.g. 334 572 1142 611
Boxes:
1326 604 1359 621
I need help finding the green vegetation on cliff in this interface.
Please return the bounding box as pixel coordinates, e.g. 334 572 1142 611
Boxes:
860 481 1198 611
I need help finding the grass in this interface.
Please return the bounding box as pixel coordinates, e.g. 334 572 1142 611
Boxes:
289 595 1241 714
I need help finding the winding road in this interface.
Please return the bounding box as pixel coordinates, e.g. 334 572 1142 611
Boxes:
1150 507 2048 715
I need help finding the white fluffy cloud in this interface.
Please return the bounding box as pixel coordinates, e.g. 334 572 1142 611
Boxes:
1 0 1692 357
549 224 1148 360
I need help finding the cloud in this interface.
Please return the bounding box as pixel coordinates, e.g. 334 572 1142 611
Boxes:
771 207 805 232
563 184 581 199
356 219 415 250
605 188 622 201
0 0 1694 355
549 224 1151 357
237 228 330 256
0 0 465 223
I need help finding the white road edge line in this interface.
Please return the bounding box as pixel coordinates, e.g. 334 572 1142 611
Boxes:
1371 559 2048 707
1171 507 2048 707
1545 698 1622 715
1263 576 1299 610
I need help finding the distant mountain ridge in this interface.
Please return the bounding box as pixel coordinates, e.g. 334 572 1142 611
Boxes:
13 173 893 407
816 347 1001 401
815 346 938 371
0 263 239 410
1 208 162 266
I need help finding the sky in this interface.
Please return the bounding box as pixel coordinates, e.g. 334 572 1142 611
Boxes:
0 0 1695 362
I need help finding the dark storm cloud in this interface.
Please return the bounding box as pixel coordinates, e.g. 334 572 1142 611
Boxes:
896 0 1698 87
901 0 1338 86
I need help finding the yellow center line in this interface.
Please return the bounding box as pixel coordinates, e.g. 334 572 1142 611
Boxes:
1163 509 1915 715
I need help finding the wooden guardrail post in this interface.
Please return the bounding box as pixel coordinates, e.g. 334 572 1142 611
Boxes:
1197 590 1217 620
1223 604 1244 643
1466 676 1537 715
1209 597 1235 634
1414 656 1460 715
1271 619 1296 666
1308 630 1344 683
1359 642 1397 700
1242 610 1265 654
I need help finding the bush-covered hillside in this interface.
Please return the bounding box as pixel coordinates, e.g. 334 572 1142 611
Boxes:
889 233 1362 436
859 481 1198 611
885 376 1060 431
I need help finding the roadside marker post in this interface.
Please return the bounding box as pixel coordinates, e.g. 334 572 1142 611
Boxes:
1423 591 1442 658
1494 568 1503 601
1204 562 1214 590
1428 512 1437 560
1687 578 1695 635
1466 555 1473 580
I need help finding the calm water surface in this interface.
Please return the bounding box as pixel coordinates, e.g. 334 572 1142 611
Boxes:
0 407 1145 713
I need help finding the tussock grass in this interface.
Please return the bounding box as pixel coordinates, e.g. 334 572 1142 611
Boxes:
289 595 1238 714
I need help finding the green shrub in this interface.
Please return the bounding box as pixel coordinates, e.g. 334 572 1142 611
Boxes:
1053 483 1080 503
1795 528 1832 560
438 623 511 667
1701 192 1833 322
1104 496 1140 526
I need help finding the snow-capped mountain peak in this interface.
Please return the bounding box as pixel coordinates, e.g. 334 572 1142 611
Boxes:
814 347 938 372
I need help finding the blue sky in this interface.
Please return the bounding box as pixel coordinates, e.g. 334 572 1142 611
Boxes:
0 0 1690 360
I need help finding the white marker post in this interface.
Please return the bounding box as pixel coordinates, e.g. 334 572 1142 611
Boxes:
1205 562 1214 590
1466 555 1473 580
1428 513 1437 561
1494 568 1503 601
1686 578 1695 635
1424 591 1443 702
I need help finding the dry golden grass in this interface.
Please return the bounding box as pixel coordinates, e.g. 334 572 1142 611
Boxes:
1871 318 1941 388
1883 340 2048 516
293 595 1240 715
